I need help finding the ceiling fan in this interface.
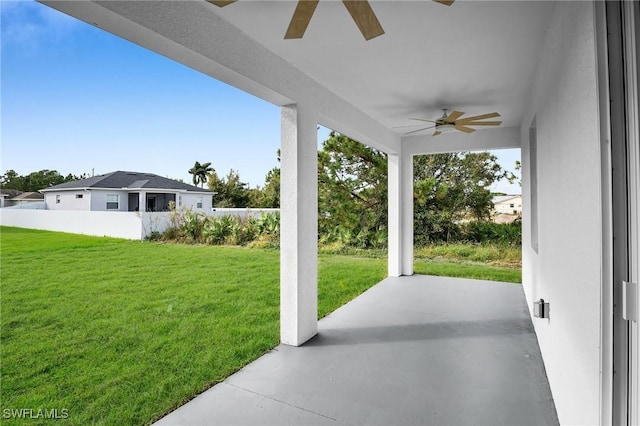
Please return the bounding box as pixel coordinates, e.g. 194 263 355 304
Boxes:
397 109 502 136
207 0 455 41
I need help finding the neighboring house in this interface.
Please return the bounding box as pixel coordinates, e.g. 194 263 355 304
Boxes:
40 171 212 212
10 192 45 205
0 189 22 208
492 195 522 216
0 190 44 208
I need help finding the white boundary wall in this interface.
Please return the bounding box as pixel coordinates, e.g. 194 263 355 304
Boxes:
0 208 280 240
0 209 144 239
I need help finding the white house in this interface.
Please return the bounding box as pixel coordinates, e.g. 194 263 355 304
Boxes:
40 171 212 212
492 195 522 216
37 1 640 424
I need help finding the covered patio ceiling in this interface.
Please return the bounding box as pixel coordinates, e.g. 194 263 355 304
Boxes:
212 1 553 129
43 0 554 153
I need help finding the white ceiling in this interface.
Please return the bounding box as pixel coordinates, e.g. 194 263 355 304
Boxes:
43 0 555 147
207 1 555 130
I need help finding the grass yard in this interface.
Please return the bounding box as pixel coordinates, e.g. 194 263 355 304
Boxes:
0 227 385 425
414 242 522 283
1 227 521 424
413 260 521 283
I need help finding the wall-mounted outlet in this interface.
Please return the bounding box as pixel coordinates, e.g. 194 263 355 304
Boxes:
534 299 550 319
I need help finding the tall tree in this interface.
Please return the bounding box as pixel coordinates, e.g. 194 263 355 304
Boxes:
0 169 78 191
318 132 388 248
259 167 280 208
0 170 23 190
188 161 213 188
413 152 508 243
208 169 250 207
316 133 510 247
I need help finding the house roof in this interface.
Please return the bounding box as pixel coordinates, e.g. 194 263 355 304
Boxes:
492 195 522 205
41 171 212 193
11 191 44 200
0 189 23 199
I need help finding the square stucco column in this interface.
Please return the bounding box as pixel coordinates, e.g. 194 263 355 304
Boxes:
280 104 318 346
388 150 414 276
138 191 146 212
388 154 403 276
401 150 414 275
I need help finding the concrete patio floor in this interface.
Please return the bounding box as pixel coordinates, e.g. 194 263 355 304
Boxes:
155 275 558 425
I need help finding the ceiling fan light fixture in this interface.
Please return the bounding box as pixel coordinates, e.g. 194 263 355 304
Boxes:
436 124 456 134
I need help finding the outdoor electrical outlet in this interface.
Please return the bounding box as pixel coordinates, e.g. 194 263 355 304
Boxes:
534 299 550 319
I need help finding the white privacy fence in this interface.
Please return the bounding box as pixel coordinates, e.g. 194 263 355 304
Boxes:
3 201 46 210
0 208 279 240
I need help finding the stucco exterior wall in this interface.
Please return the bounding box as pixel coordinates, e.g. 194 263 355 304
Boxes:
520 2 602 424
179 192 212 211
45 191 91 211
89 190 130 211
44 190 212 212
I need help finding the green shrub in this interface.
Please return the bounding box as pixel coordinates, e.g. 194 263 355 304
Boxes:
463 220 521 245
161 226 184 241
203 215 236 244
258 212 280 237
235 216 260 245
181 210 206 242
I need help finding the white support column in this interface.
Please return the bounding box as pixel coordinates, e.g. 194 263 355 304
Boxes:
388 153 403 277
138 192 146 212
280 103 318 346
401 150 414 275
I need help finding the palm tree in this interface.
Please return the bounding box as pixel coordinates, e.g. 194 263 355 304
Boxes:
188 161 214 188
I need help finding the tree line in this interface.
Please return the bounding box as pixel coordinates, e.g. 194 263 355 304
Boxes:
188 131 518 247
0 132 520 248
2 132 518 246
0 169 89 192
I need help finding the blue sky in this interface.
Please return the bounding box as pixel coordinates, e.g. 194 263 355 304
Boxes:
1 0 520 193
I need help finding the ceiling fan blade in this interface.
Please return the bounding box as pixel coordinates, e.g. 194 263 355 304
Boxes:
404 126 435 135
432 0 455 6
445 110 464 123
433 130 443 136
285 0 320 39
457 112 501 123
342 1 385 41
207 0 237 6
409 118 438 123
459 121 503 126
455 124 476 133
393 124 429 129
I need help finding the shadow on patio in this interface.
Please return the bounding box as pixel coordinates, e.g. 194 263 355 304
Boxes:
155 275 558 425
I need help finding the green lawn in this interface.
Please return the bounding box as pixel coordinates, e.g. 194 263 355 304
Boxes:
414 259 521 283
0 227 385 425
414 242 522 283
0 226 520 425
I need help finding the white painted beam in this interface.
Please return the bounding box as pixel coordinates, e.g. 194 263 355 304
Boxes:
402 126 521 156
280 104 318 347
